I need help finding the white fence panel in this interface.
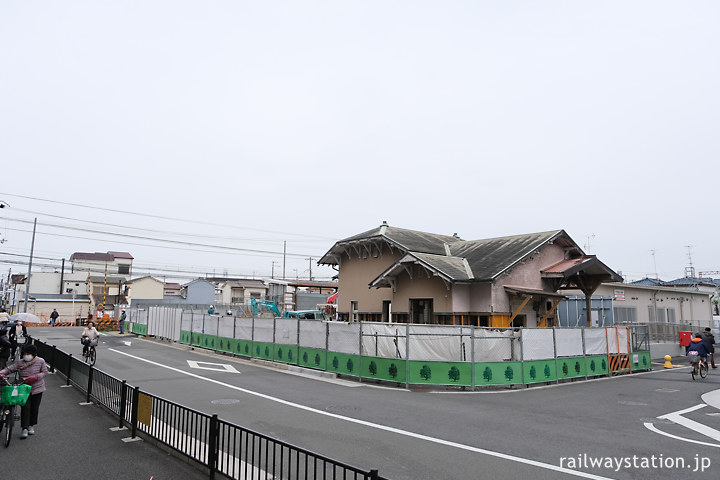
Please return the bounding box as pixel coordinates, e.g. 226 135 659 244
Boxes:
584 329 607 355
521 328 555 360
235 318 253 341
555 328 584 357
361 324 406 359
254 318 274 343
299 320 326 349
275 317 298 345
218 317 234 338
328 322 360 354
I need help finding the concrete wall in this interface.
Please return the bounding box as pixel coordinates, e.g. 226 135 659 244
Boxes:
392 266 452 314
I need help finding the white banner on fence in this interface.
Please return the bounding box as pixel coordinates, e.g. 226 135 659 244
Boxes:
299 321 326 349
521 328 555 361
275 317 298 345
361 324 407 359
328 322 360 354
148 307 182 342
235 317 253 341
555 329 584 357
606 326 629 354
583 328 607 355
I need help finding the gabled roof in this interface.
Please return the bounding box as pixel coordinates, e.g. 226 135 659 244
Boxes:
107 251 134 260
126 276 163 284
319 222 461 265
663 277 718 288
70 251 133 261
629 277 667 286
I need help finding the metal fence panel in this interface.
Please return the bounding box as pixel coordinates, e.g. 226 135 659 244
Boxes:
327 322 360 355
253 318 275 343
298 320 326 349
275 317 299 346
521 328 555 360
554 328 584 357
235 317 254 341
407 325 466 361
361 323 406 359
472 328 515 362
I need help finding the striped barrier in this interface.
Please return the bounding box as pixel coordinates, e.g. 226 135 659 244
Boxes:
609 354 630 375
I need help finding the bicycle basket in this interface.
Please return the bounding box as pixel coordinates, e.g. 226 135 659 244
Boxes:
1 384 31 406
688 351 699 363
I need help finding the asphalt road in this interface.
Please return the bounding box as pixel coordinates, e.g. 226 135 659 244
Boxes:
30 327 720 480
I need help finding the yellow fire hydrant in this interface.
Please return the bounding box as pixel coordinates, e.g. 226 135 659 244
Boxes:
664 355 673 369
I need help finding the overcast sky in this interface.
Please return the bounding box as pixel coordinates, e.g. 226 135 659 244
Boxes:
1 1 718 284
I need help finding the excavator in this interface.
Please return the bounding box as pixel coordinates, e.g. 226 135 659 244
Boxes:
251 298 281 317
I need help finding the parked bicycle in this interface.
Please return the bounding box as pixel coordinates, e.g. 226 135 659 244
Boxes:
0 375 30 447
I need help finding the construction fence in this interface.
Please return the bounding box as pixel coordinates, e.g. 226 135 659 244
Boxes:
125 308 651 389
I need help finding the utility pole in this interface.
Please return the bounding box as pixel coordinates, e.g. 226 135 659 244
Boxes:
650 249 658 279
271 261 278 279
283 241 287 280
306 257 314 281
23 218 37 313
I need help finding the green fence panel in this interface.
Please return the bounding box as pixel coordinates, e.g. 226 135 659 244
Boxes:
235 340 253 357
556 357 586 380
274 344 299 365
585 355 609 376
179 330 191 344
253 342 274 361
216 336 235 354
631 351 651 371
326 352 361 376
474 362 523 386
407 360 471 386
361 355 407 383
522 359 558 383
299 348 327 371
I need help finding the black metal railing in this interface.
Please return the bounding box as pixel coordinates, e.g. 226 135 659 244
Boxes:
29 337 386 480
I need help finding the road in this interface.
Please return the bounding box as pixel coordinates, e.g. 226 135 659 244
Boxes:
31 327 720 480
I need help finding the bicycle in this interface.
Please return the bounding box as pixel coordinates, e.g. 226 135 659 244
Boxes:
690 356 709 381
0 375 30 448
82 339 97 366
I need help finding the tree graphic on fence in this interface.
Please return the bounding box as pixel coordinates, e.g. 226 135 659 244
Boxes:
288 350 293 361
256 345 260 356
315 353 321 366
483 366 493 382
244 344 249 354
590 359 596 372
277 348 283 359
332 356 339 370
303 352 309 364
448 366 460 382
346 358 354 373
420 365 432 381
642 356 648 367
529 365 537 380
389 363 398 379
544 364 551 378
369 361 377 376
504 366 514 381
562 363 569 376
602 358 607 371
264 346 270 357
575 361 581 374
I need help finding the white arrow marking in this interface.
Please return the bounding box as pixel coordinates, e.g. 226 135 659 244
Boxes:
123 341 132 346
187 360 239 373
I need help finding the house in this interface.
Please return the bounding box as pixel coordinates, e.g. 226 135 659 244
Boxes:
319 222 621 327
184 279 215 305
126 276 165 303
164 282 183 297
69 251 134 276
210 278 268 305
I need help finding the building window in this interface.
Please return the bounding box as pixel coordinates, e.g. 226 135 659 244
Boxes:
667 308 676 323
118 264 130 275
351 301 358 322
613 307 637 324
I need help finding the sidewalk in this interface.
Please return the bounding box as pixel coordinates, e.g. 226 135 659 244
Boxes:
3 372 209 480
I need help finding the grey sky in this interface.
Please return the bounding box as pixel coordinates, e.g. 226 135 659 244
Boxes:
1 1 718 283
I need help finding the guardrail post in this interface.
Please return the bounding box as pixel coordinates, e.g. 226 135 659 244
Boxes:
50 344 57 373
368 469 379 480
67 354 73 386
131 386 140 439
208 414 219 480
86 367 94 403
118 380 127 429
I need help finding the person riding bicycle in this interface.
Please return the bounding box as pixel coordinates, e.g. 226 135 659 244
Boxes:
81 321 100 356
687 334 710 367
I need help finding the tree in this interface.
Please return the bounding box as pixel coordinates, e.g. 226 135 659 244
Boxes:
574 361 581 374
544 364 551 378
448 366 460 382
346 358 354 373
601 358 607 371
562 362 569 376
369 361 377 376
530 365 537 380
420 365 432 381
389 363 398 379
504 366 514 381
332 356 339 369
483 366 493 382
590 359 596 372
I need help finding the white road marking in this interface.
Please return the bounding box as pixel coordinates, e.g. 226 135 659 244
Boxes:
109 348 614 480
187 360 239 373
123 341 132 346
657 404 720 442
643 422 720 448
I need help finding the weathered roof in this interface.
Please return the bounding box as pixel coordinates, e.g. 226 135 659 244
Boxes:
70 252 115 262
370 253 473 287
319 222 462 264
107 251 134 260
629 277 667 286
222 279 267 289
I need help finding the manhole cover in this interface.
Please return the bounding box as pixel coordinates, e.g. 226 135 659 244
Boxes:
211 399 241 405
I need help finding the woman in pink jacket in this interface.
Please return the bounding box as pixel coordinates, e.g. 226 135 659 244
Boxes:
0 344 48 439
